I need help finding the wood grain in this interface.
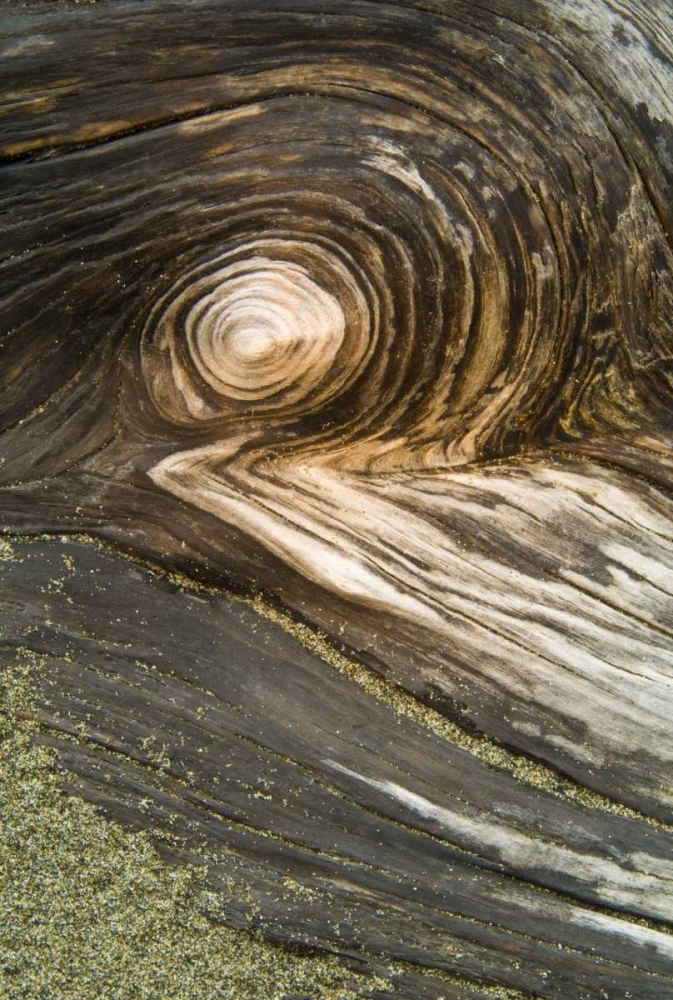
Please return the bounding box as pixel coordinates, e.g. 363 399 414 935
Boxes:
1 1 673 996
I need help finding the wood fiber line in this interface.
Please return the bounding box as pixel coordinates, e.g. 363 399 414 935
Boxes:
3 537 673 1000
1 1 673 997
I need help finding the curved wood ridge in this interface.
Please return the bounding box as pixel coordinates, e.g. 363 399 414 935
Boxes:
1 1 673 997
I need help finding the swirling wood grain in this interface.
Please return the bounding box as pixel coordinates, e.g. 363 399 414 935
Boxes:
1 2 673 997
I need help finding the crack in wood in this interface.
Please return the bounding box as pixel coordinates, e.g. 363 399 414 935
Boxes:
2 2 673 996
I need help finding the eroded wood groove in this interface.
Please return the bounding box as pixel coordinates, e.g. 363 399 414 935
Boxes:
1 1 673 997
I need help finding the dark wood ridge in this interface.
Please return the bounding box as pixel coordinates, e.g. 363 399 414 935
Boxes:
1 2 673 997
3 535 673 999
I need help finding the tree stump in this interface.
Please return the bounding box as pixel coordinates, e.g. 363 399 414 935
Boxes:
1 1 673 997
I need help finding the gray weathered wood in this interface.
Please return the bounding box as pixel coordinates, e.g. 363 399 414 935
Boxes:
1 1 673 996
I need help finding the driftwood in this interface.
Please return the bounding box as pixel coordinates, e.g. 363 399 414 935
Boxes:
1 1 673 997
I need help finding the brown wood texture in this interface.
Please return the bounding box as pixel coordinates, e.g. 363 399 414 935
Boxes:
1 1 673 997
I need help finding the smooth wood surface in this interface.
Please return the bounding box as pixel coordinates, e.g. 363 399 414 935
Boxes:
1 2 673 997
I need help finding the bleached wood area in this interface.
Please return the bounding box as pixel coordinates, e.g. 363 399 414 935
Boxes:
1 1 673 997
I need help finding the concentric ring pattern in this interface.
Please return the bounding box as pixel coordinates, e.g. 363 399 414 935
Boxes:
124 10 673 476
3 4 673 996
2 0 673 818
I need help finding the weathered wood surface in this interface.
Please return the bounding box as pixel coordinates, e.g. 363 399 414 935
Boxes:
1 1 673 997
